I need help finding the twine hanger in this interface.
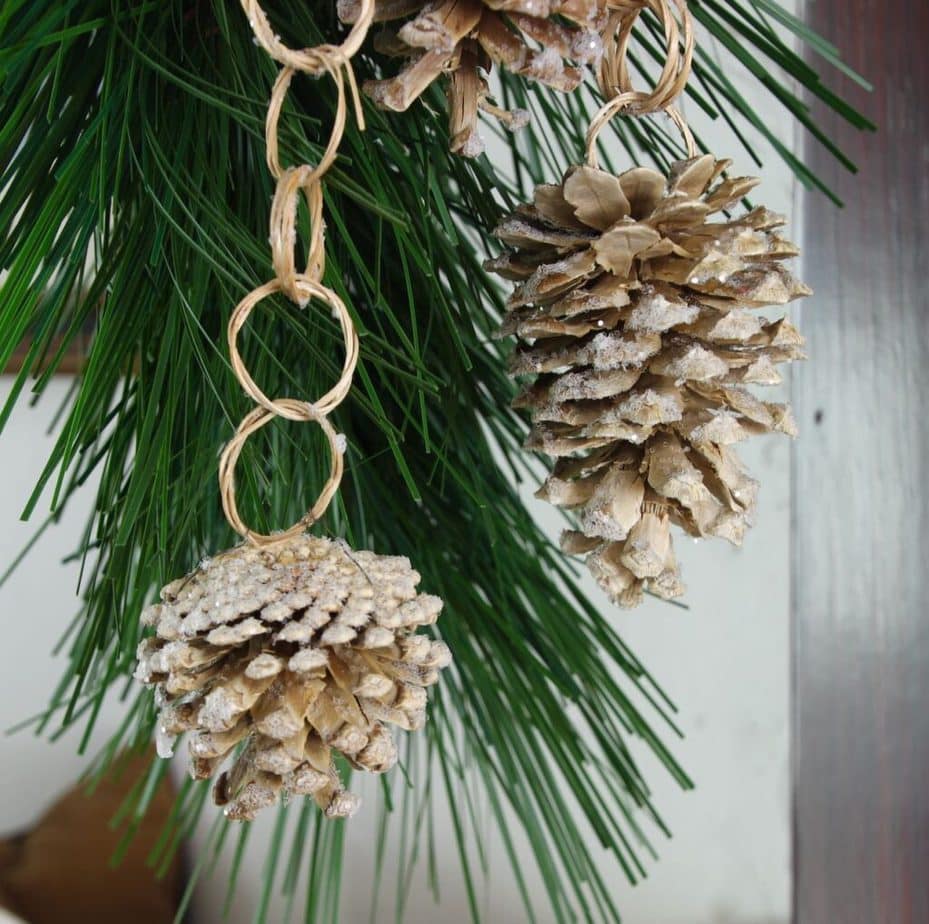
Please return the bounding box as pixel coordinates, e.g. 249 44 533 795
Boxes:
219 0 374 547
220 0 694 547
587 0 696 166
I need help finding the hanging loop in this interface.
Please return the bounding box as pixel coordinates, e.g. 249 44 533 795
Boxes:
598 0 694 114
586 0 698 170
218 398 345 547
241 0 374 73
587 95 697 168
226 276 359 422
222 1 373 544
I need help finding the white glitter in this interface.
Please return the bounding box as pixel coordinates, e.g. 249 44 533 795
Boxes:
155 725 176 759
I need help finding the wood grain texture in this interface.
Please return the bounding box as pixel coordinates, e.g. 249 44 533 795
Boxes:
793 1 929 922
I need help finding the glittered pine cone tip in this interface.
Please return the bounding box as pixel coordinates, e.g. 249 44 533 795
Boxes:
134 534 451 820
486 153 811 607
338 0 609 155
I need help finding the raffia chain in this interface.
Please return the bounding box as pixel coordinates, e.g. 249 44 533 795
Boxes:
221 0 692 546
220 0 374 546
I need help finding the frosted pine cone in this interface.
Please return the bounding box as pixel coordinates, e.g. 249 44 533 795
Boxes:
486 154 810 607
339 0 607 155
134 535 450 820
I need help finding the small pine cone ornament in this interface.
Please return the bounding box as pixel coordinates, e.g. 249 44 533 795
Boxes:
338 0 607 155
134 535 451 820
487 153 810 607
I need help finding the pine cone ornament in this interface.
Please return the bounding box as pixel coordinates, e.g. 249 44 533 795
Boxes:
338 0 608 155
134 534 450 820
486 153 810 607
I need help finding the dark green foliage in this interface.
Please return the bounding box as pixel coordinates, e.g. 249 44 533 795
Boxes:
0 1 867 921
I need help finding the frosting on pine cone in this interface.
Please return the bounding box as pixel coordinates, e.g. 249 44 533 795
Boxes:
134 535 450 819
487 154 810 607
339 0 607 155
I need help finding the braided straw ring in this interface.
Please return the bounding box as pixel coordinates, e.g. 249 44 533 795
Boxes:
266 65 349 183
586 94 697 168
241 0 375 73
598 0 694 115
218 397 345 546
228 275 360 421
269 167 326 298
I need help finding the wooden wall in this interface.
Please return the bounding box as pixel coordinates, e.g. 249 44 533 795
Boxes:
794 1 929 921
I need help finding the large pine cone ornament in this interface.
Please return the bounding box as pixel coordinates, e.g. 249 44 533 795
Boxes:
134 535 450 820
487 154 810 607
339 0 607 155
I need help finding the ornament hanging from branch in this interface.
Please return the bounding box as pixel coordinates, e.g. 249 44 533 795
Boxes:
133 0 451 820
135 536 449 820
486 0 811 606
339 0 610 155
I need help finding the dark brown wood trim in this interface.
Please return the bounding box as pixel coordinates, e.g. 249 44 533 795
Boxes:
4 336 91 376
793 1 929 922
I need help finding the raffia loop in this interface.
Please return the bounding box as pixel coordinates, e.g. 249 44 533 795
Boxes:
222 2 374 544
266 64 358 182
219 399 345 548
587 0 696 168
269 168 326 295
227 277 360 419
586 96 696 168
597 0 694 113
242 0 374 72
